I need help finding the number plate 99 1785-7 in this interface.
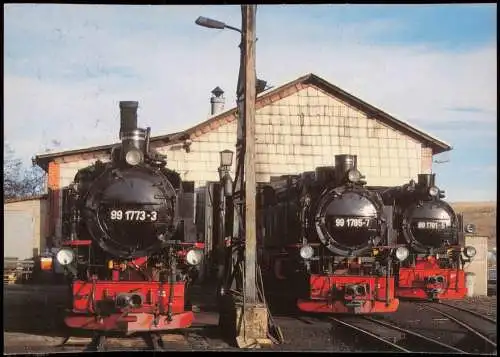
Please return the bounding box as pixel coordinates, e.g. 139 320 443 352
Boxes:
109 209 158 222
333 217 371 228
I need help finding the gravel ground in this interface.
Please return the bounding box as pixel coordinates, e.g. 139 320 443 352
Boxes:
444 295 497 318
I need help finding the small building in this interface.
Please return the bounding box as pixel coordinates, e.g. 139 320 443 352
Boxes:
3 195 48 260
34 73 451 248
465 236 489 296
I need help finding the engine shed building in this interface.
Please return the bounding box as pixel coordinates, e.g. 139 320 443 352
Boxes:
34 72 451 251
4 195 49 260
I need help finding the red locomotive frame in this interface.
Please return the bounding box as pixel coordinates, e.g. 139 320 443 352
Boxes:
396 254 466 301
261 244 401 315
62 240 203 334
297 274 399 314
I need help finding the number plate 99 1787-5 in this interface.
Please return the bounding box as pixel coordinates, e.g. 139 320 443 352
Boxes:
109 209 158 222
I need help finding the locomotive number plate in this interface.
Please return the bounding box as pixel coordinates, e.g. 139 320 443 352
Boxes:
334 218 370 228
416 221 447 230
109 209 158 222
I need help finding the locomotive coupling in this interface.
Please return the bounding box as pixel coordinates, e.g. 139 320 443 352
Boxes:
426 275 445 284
345 284 368 297
115 293 144 309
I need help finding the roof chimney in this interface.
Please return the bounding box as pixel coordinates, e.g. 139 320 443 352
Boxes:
210 87 225 116
119 101 138 139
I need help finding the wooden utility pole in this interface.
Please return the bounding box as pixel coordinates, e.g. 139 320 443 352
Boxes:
218 5 270 347
242 4 258 305
221 5 270 348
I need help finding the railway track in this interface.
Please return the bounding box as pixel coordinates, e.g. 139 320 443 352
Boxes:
328 316 467 353
437 301 497 323
59 331 167 352
417 302 497 354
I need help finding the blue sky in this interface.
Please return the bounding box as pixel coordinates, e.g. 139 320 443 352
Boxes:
4 4 497 202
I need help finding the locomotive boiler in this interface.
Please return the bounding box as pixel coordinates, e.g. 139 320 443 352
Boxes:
54 101 203 337
375 173 477 301
257 155 409 314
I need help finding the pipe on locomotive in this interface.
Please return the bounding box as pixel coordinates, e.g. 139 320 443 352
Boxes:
119 101 147 166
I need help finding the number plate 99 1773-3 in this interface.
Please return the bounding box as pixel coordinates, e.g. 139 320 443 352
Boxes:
109 209 158 222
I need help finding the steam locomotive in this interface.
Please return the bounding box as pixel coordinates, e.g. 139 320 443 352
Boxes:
373 173 477 301
54 101 203 335
256 155 409 314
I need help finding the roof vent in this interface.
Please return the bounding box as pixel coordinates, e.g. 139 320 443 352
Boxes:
210 87 225 115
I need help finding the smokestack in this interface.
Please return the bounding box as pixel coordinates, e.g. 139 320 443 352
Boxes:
210 87 225 115
417 173 436 188
335 154 358 177
119 101 138 139
335 155 358 180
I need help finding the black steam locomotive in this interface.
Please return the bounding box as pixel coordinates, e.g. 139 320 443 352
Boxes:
371 174 477 300
55 101 202 336
257 155 408 314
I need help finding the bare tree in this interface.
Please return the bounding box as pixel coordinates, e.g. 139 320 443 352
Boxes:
4 143 46 200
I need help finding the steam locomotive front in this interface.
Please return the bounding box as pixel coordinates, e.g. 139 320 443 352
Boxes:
389 174 477 300
292 155 404 314
53 101 201 335
397 174 475 259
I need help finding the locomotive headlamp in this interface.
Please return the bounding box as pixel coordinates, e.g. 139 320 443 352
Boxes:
56 248 75 266
395 246 410 261
464 246 477 258
428 186 439 197
186 249 203 266
347 169 362 183
465 224 476 234
299 245 314 260
125 148 144 166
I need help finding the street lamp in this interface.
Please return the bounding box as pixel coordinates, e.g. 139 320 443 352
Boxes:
195 16 242 33
220 149 234 168
218 150 234 197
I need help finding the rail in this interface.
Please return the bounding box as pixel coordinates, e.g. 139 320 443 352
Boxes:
329 317 410 352
361 316 467 353
437 301 496 324
417 303 497 352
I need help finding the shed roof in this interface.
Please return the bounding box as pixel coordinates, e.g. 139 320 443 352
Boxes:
4 194 48 204
34 73 451 171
